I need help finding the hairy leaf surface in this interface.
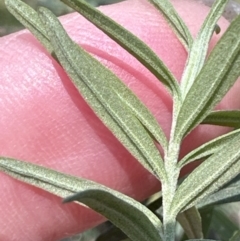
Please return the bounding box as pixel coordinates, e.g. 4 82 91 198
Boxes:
64 191 163 241
6 0 169 154
202 110 240 128
171 131 240 214
175 15 240 141
200 184 240 207
199 174 240 207
181 0 229 97
178 129 240 168
60 0 180 97
0 157 163 241
5 0 52 53
148 0 193 49
38 8 167 181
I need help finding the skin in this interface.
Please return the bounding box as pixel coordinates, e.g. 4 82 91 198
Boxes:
0 0 238 240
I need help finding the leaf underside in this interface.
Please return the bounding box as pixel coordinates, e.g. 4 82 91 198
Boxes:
5 0 52 52
0 157 163 241
60 0 181 98
178 128 240 168
38 7 167 182
175 14 240 141
64 190 163 241
199 173 240 207
2 1 240 241
171 130 240 214
148 0 193 50
180 0 229 97
202 110 240 128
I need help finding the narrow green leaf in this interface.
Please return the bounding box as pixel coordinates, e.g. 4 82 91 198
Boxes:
148 0 193 49
171 131 240 215
60 0 180 97
6 0 170 154
177 206 203 239
199 174 240 207
0 157 163 241
38 8 167 182
202 110 240 128
5 0 52 53
178 129 240 168
200 183 240 207
229 231 240 241
181 0 229 97
224 173 240 187
174 14 240 141
64 191 163 241
6 1 169 154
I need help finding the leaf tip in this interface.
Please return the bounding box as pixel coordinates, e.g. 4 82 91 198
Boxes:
214 24 221 35
62 196 73 204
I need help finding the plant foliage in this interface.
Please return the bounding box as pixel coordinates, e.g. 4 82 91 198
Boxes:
1 0 240 240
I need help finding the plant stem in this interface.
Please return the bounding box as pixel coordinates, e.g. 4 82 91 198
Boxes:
162 141 180 241
162 101 181 241
162 187 177 241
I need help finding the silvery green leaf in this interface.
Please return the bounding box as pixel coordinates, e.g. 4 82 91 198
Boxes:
181 0 229 97
177 206 203 239
5 0 169 153
171 131 240 215
64 191 163 241
5 0 52 53
178 129 240 168
60 0 180 97
174 14 240 141
202 110 240 128
148 0 193 49
224 173 240 187
229 231 240 241
199 174 240 207
0 157 163 241
38 8 167 182
6 1 168 154
199 183 240 207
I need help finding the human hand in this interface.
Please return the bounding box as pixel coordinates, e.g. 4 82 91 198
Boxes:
0 0 235 240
